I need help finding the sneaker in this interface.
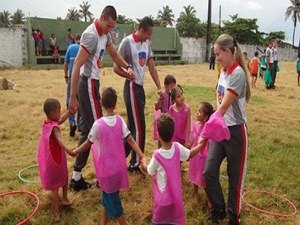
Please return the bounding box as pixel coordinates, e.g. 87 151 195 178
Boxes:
69 177 91 191
228 219 240 225
127 164 140 173
209 209 227 223
69 125 77 137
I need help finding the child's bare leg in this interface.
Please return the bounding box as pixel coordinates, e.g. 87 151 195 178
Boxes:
116 214 127 225
50 190 61 222
61 183 72 206
101 205 108 225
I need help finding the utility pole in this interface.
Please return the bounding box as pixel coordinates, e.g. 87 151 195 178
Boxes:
219 5 221 31
206 0 212 62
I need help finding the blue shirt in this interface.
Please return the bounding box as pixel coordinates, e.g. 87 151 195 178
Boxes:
64 43 80 77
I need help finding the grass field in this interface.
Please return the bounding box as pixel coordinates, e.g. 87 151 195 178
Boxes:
0 62 299 224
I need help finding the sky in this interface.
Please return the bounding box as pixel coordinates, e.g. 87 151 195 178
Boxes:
1 0 299 46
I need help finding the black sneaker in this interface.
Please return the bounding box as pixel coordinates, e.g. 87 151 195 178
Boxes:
228 219 240 225
69 125 77 137
69 177 91 191
127 164 140 173
209 209 227 223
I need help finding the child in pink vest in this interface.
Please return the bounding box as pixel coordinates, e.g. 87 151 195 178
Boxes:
168 85 191 148
37 98 75 222
153 74 176 142
73 87 145 225
189 101 214 204
140 113 205 225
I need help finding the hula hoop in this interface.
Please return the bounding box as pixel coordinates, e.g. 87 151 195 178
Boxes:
0 190 40 225
242 190 297 218
18 164 39 183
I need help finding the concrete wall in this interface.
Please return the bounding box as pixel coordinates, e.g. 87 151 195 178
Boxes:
180 37 206 63
0 26 28 67
181 38 298 63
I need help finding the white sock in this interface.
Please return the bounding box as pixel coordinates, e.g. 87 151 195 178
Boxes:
72 171 81 181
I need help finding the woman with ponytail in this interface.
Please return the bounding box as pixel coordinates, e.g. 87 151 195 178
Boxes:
203 34 250 225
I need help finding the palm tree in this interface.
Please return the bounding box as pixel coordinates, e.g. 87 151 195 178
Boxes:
157 5 175 27
11 9 25 25
181 4 197 17
0 10 11 27
285 0 300 46
79 1 93 22
66 7 81 21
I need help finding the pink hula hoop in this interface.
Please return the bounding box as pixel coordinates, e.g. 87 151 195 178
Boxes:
0 190 40 225
242 190 297 218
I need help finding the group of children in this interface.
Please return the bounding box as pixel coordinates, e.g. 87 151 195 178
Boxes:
37 73 229 224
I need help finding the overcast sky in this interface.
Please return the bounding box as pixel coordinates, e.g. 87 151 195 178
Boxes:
1 0 299 45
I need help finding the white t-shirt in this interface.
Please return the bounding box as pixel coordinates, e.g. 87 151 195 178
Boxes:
147 142 190 192
88 115 130 148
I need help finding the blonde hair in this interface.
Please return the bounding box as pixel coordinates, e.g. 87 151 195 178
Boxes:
215 34 251 102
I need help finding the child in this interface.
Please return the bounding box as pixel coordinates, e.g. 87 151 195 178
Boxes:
153 75 176 142
154 74 176 113
297 53 300 86
139 113 206 225
189 101 213 202
73 87 145 225
259 49 267 79
37 98 75 222
250 51 260 88
168 85 191 148
53 45 60 64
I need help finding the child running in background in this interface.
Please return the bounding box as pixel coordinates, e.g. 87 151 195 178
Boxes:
37 98 75 222
140 113 206 225
153 74 176 144
250 51 260 88
297 53 300 86
73 87 145 225
189 101 213 204
168 85 191 148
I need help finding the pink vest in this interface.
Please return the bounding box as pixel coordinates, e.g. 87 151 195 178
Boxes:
189 122 208 187
169 103 190 144
92 115 129 193
152 143 185 225
37 121 68 190
161 92 171 113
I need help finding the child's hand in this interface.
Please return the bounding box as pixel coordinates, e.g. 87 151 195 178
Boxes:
67 148 76 157
184 140 191 149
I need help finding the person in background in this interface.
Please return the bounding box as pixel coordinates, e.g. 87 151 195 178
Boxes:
259 49 267 79
209 46 216 70
67 28 75 46
64 33 81 137
243 52 250 71
249 51 260 88
266 39 275 89
50 33 57 54
53 45 60 64
297 52 300 86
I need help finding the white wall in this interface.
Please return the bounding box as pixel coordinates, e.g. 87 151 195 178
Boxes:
0 26 28 67
180 37 298 63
